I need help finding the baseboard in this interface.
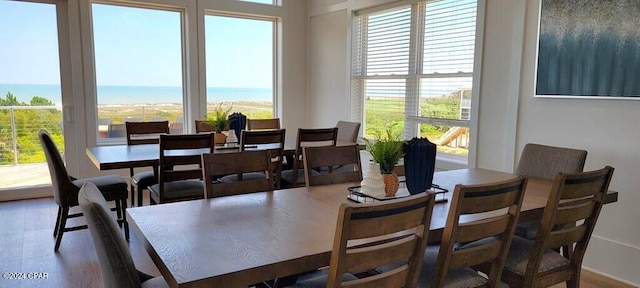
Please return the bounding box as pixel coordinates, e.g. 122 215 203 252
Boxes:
583 235 640 287
0 185 53 202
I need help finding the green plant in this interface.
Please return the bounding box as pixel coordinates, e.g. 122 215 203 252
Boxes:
206 102 232 132
363 123 404 174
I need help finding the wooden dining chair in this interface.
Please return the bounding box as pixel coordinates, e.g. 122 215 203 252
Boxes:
202 150 274 198
247 118 280 130
195 120 216 133
496 166 614 288
219 129 286 188
515 143 588 240
288 192 435 288
78 182 168 288
148 133 214 204
125 121 169 207
302 144 362 187
425 177 527 287
280 127 338 188
39 130 129 251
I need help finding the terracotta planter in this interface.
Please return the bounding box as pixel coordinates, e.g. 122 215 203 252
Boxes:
382 173 400 197
214 132 227 145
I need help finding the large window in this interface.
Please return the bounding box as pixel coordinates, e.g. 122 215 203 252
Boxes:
92 4 184 139
352 0 477 158
205 15 275 120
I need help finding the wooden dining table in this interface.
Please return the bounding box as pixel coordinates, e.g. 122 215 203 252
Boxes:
126 168 618 288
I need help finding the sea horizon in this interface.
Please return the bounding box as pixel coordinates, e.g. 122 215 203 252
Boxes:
0 83 272 105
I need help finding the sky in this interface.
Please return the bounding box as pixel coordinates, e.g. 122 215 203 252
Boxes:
0 0 273 88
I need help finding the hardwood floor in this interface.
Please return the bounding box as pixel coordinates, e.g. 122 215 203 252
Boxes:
0 197 634 288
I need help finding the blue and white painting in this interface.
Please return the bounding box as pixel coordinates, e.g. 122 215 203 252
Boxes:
535 0 640 98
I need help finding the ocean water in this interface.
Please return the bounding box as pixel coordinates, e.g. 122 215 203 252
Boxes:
0 84 272 105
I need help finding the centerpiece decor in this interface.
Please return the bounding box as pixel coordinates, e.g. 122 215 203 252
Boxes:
363 124 404 197
207 102 232 145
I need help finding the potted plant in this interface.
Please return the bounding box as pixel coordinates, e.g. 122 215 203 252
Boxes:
363 124 405 197
206 102 232 144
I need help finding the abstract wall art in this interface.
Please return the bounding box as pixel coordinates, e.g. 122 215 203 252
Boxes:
535 0 640 99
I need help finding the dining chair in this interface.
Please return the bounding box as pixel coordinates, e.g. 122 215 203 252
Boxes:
515 143 588 240
202 150 274 198
280 127 338 188
125 121 169 207
247 118 281 130
78 182 169 288
219 129 286 188
39 130 129 252
336 120 361 143
497 166 614 288
302 144 362 187
148 133 214 204
195 120 215 133
288 192 435 288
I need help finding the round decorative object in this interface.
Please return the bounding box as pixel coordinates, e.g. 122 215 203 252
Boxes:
361 162 385 196
382 173 400 197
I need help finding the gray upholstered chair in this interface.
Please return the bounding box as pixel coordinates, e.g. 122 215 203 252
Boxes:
336 120 361 143
78 182 168 288
498 167 614 288
515 143 587 239
39 130 129 252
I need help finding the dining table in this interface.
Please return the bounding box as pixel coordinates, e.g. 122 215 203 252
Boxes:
125 168 618 288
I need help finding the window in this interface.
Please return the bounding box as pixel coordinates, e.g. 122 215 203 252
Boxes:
92 4 184 139
352 0 477 158
205 14 275 119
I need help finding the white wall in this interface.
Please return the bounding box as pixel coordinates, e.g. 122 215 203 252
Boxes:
307 0 640 285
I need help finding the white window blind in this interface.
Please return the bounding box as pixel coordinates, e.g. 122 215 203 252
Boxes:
352 0 477 157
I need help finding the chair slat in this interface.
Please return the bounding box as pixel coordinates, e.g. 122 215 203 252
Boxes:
455 214 511 243
449 239 502 269
554 201 597 225
345 235 417 272
545 226 587 250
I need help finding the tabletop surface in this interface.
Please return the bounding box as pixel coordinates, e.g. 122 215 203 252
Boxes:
126 168 618 288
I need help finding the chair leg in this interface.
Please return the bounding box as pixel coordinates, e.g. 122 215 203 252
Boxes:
115 200 123 228
137 186 144 207
121 199 130 241
54 206 69 252
130 168 136 207
53 206 62 238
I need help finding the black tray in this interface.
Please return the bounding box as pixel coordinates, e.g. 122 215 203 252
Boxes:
347 181 448 203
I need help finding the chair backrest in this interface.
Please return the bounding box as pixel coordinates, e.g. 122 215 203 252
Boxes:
38 130 74 206
241 129 286 188
523 166 614 283
195 120 215 133
125 121 169 145
107 124 127 138
302 145 363 187
202 150 274 198
78 182 141 288
291 128 338 185
336 120 361 143
327 192 435 287
247 118 280 130
516 143 587 180
157 133 214 202
434 177 528 287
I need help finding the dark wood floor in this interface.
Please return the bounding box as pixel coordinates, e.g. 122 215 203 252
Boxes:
0 197 633 288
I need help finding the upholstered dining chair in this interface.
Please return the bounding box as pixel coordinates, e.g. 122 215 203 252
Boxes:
202 150 274 198
148 133 214 204
195 120 215 133
39 130 129 252
125 121 169 207
515 143 587 240
280 127 338 188
79 182 168 288
336 120 361 143
496 166 614 288
247 118 281 130
302 145 362 187
219 129 286 188
288 192 435 288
